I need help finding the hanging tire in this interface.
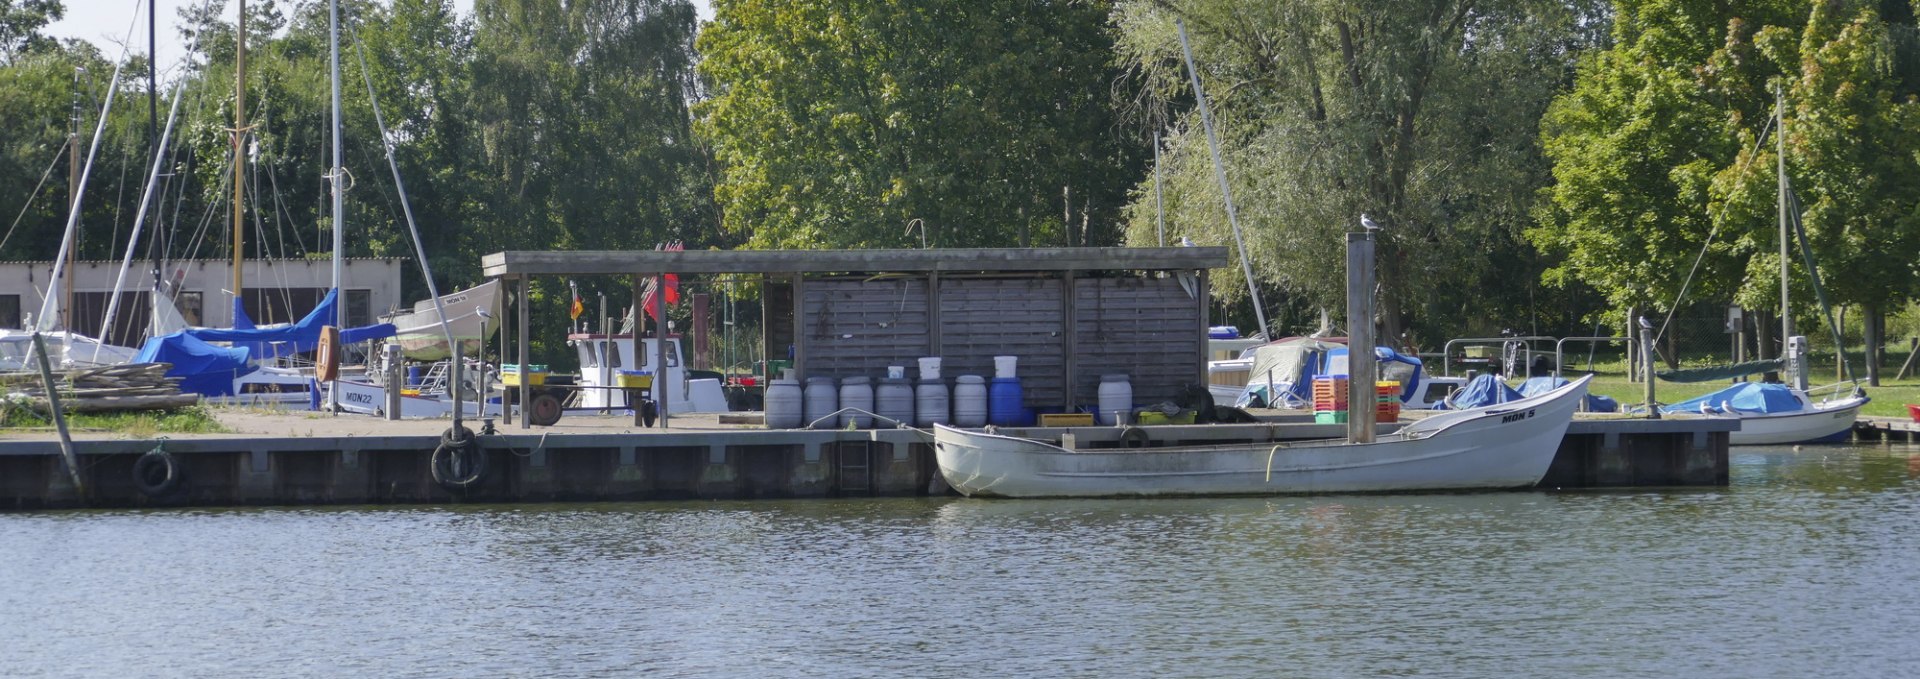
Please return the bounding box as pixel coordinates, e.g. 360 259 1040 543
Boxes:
1118 426 1152 449
132 449 182 497
528 393 563 427
431 426 487 492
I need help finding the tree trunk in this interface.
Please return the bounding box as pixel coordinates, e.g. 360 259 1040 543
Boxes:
1865 304 1882 386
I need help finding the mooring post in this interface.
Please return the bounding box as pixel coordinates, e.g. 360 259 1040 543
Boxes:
384 343 402 420
1346 230 1377 443
30 333 85 496
1641 317 1659 420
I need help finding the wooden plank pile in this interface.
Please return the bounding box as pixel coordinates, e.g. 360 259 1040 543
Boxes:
1 363 201 414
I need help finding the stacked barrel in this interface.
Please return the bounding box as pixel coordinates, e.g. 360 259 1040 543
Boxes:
1312 377 1402 424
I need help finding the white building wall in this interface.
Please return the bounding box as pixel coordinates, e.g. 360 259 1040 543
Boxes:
0 258 404 332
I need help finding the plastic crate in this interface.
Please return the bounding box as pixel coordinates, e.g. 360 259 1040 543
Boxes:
1039 413 1095 427
617 370 654 389
1314 411 1349 424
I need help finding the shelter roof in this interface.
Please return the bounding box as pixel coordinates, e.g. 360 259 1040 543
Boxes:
482 247 1229 277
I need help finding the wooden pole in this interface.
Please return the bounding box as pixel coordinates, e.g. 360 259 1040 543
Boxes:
517 276 530 430
1641 319 1659 419
31 333 85 496
1346 231 1376 443
656 272 670 429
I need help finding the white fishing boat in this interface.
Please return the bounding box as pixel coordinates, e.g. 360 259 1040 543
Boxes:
933 375 1591 498
383 280 502 360
568 333 731 414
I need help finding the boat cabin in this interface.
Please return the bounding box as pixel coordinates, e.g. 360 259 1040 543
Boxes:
568 333 729 413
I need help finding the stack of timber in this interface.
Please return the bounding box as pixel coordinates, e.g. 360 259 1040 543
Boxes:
1 363 200 414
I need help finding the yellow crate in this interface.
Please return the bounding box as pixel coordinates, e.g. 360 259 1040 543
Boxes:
502 371 548 387
617 371 654 389
1039 413 1095 427
1136 410 1196 425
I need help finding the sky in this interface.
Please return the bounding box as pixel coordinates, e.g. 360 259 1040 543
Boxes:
45 0 711 79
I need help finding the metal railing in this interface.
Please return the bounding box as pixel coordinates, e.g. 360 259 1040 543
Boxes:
1441 336 1557 377
1554 337 1631 378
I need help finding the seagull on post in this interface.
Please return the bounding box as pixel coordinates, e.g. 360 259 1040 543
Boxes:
1360 213 1382 232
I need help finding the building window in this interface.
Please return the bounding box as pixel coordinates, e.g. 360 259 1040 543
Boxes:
0 295 19 329
348 290 372 327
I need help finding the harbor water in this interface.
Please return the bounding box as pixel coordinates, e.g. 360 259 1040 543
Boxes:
3 444 1917 677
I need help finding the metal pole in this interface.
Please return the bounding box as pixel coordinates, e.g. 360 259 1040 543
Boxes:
517 277 530 430
1776 84 1793 359
1153 132 1165 247
31 333 85 496
325 0 344 413
1641 318 1659 419
1175 19 1269 338
65 70 80 332
1346 231 1377 443
232 0 247 310
656 272 670 429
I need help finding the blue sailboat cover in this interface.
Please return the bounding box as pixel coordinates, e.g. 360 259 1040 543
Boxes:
1519 376 1619 413
1448 373 1525 408
1662 382 1804 415
189 289 396 357
136 332 255 397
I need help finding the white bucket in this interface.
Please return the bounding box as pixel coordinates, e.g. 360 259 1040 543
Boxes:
993 355 1018 379
917 357 943 380
887 365 906 379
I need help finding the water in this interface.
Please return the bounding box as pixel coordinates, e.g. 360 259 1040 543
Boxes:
4 445 1918 678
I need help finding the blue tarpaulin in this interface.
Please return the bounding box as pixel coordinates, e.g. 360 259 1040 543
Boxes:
1519 376 1619 413
1448 374 1525 409
136 332 255 397
1663 382 1804 415
189 289 396 358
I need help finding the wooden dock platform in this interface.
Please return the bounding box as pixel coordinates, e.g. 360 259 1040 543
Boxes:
0 412 1735 510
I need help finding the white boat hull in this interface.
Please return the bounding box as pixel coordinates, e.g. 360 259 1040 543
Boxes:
1712 396 1866 446
327 379 500 419
386 280 502 361
934 376 1591 498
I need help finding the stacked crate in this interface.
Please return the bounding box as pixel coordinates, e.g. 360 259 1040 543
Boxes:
1312 376 1348 424
1313 378 1403 424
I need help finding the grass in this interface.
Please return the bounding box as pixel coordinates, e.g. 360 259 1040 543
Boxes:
0 404 230 437
1538 359 1918 419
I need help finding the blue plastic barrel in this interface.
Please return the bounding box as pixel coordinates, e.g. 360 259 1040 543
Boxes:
407 366 423 386
989 377 1024 426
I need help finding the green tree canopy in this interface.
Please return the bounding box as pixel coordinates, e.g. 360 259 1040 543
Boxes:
695 0 1143 250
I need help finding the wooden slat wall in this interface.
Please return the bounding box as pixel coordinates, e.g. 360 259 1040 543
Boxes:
796 273 1202 413
938 277 1067 404
800 278 931 378
1072 276 1200 406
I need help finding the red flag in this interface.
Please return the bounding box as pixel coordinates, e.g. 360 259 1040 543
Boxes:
663 240 682 304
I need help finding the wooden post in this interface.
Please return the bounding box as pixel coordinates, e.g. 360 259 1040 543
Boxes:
632 273 645 428
791 273 806 378
517 276 530 430
1346 232 1376 443
1197 268 1211 390
31 333 84 496
1641 318 1659 420
1061 270 1077 413
656 271 670 429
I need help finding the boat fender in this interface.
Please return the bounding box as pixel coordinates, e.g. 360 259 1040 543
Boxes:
132 446 182 496
1118 426 1151 448
431 426 488 492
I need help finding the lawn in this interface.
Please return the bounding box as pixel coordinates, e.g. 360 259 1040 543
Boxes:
1531 359 1916 419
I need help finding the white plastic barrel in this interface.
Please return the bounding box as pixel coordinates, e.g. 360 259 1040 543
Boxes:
993 355 1018 379
764 378 803 428
915 379 949 427
839 376 874 429
804 376 838 429
1098 374 1133 425
876 378 914 428
917 357 943 381
953 375 988 427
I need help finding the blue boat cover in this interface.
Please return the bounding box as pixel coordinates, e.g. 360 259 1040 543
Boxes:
1449 373 1525 408
136 332 256 397
1662 382 1804 415
1323 346 1424 404
1519 376 1619 413
188 289 396 358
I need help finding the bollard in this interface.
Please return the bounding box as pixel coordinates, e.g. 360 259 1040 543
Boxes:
1640 318 1659 420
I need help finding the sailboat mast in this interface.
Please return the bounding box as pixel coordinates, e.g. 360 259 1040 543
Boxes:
329 0 344 325
1776 84 1792 351
65 68 82 331
232 0 247 315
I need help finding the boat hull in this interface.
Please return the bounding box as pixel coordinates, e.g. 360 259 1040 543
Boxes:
386 280 502 361
934 376 1590 498
1720 396 1866 446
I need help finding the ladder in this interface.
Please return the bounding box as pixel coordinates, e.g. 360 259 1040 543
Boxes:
838 441 872 495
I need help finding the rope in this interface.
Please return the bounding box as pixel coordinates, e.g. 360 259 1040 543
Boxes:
1786 183 1852 382
1655 113 1776 344
0 138 71 254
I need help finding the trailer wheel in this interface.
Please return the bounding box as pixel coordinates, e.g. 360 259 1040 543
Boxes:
528 393 564 427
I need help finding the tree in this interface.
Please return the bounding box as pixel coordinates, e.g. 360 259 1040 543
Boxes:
1113 0 1606 342
695 0 1143 250
1 0 62 64
1537 0 1920 378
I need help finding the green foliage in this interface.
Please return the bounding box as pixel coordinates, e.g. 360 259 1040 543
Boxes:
1113 0 1607 342
1537 0 1920 324
696 0 1142 250
0 0 63 63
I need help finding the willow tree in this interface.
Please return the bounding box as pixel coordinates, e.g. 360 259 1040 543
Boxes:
695 0 1142 250
1114 0 1605 343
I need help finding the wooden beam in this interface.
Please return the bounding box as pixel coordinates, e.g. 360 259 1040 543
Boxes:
483 247 1230 277
1062 270 1077 412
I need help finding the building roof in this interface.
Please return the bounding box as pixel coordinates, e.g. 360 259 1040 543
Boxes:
481 247 1230 277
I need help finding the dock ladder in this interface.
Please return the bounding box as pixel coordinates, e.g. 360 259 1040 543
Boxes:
837 440 873 495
